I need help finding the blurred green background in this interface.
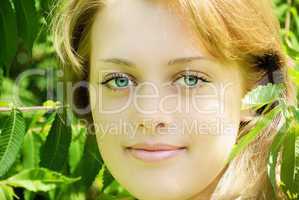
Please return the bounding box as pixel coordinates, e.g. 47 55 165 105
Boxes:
0 0 298 200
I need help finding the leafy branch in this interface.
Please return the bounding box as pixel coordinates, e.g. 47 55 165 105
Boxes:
228 82 299 199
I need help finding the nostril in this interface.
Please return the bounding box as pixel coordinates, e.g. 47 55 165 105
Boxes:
157 122 166 128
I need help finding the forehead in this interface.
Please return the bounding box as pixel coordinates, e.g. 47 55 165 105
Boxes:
90 0 203 62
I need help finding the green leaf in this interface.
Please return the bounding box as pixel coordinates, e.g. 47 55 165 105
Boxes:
267 122 288 194
0 0 18 73
97 193 119 200
40 108 72 171
24 190 36 200
241 83 284 110
281 125 297 195
68 124 87 174
40 111 56 138
57 187 86 200
290 106 299 124
0 108 26 177
288 67 299 87
57 134 103 199
72 133 103 191
227 105 281 163
40 0 56 16
3 168 80 192
22 131 42 169
14 0 39 52
0 185 15 200
102 165 114 192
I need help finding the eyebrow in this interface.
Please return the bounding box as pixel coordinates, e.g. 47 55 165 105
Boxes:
99 56 205 67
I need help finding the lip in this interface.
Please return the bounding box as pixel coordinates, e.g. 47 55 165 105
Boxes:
126 143 186 151
125 143 187 162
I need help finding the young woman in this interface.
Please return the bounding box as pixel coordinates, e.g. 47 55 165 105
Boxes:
53 0 296 199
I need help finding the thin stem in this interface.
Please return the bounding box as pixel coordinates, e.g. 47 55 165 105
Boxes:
0 106 63 113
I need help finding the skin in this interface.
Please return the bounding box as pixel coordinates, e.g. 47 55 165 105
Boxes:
88 0 246 199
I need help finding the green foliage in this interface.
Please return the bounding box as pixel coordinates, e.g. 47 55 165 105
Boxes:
0 0 17 73
0 185 16 200
228 82 299 199
14 0 39 54
72 134 103 191
0 0 298 200
102 166 114 192
241 83 284 110
0 108 25 177
2 168 80 192
281 125 297 198
228 99 282 162
40 108 72 171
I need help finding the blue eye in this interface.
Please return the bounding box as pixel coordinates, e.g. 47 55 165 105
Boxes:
100 71 210 91
174 72 210 88
101 73 136 90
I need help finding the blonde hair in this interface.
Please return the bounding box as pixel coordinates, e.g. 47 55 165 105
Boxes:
52 0 297 199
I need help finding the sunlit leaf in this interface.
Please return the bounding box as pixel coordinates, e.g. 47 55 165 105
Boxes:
267 123 288 194
3 168 80 192
241 83 284 110
0 108 26 177
22 131 42 169
288 67 299 87
281 125 297 195
68 124 86 174
0 185 15 200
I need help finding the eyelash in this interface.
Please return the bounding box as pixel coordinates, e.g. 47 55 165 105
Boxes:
100 72 137 91
173 71 210 88
100 71 210 91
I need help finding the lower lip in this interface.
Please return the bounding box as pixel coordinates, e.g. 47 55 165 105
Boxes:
126 148 187 162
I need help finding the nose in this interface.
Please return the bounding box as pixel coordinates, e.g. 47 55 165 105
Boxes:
133 81 175 133
137 114 173 134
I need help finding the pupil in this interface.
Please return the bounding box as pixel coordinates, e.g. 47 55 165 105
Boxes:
116 77 128 87
185 75 198 86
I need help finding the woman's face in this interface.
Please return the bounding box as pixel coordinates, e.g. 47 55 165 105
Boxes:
89 0 245 199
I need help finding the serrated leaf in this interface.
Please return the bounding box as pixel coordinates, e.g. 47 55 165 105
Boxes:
0 108 26 177
241 83 284 111
40 108 72 171
227 105 281 163
0 0 18 73
4 168 80 192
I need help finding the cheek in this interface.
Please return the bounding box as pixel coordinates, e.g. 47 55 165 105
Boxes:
183 83 241 169
89 87 132 115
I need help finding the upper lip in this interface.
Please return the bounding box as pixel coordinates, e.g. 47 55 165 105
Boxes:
125 143 186 151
